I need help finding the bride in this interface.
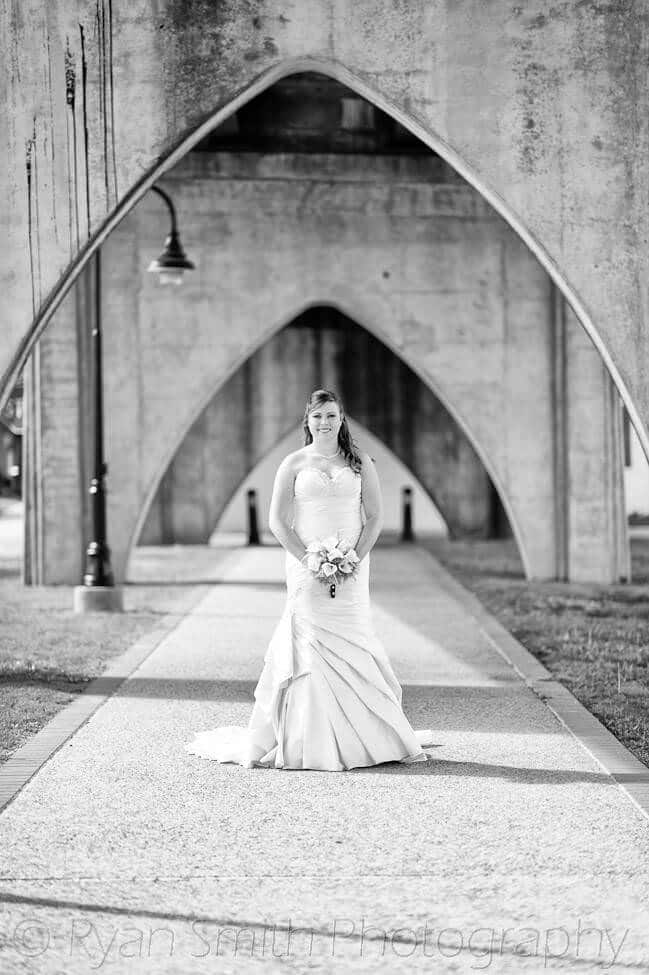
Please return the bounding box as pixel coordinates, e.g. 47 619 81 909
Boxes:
185 388 434 771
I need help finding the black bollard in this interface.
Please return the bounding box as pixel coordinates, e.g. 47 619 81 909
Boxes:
247 488 260 545
401 486 414 542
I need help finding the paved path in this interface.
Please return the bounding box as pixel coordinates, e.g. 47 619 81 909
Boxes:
1 544 649 973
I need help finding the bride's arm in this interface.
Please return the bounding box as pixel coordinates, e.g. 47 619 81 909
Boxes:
354 453 384 562
268 456 308 563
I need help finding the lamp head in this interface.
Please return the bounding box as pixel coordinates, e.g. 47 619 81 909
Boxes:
147 230 195 286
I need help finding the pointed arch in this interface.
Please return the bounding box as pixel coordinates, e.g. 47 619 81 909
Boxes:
212 415 449 539
2 56 644 475
129 299 525 574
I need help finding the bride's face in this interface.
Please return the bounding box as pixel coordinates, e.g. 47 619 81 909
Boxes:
308 401 342 444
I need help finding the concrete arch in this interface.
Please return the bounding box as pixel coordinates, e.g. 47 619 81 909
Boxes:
126 294 524 575
213 417 450 540
3 54 646 475
214 415 449 539
136 305 500 551
25 120 627 585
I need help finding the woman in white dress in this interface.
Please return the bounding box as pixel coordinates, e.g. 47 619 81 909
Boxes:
185 388 434 771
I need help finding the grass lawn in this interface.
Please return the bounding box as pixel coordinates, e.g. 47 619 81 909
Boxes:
0 554 199 765
422 535 649 770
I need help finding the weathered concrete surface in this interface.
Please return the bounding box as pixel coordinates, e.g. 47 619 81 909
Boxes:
23 153 629 584
0 544 648 973
140 305 494 546
564 303 630 583
1 0 649 475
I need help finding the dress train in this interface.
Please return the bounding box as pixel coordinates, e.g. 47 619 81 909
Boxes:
186 597 435 771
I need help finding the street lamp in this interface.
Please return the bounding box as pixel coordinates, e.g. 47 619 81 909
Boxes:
74 184 195 612
147 185 195 285
73 248 122 612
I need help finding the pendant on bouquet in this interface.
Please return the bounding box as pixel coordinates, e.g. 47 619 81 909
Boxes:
329 583 336 599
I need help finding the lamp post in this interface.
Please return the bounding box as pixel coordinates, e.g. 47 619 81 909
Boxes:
74 183 195 612
73 249 122 612
84 249 113 588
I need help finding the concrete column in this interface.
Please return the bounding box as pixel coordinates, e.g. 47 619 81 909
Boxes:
22 282 87 584
606 376 631 583
22 346 43 584
563 300 630 583
551 283 569 581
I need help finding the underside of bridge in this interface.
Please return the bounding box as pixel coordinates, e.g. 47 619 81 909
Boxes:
20 71 629 585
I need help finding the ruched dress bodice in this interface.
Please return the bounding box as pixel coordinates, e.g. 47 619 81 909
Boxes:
292 465 363 548
287 465 369 619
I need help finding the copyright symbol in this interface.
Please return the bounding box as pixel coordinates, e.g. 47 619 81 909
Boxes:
13 919 50 956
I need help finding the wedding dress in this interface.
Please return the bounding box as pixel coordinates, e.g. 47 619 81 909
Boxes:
185 464 434 771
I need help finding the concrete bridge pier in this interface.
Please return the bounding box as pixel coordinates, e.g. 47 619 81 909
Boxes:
554 295 630 583
22 276 91 586
21 270 630 585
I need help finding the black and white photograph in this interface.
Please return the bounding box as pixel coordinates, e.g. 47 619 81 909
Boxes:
1 2 649 971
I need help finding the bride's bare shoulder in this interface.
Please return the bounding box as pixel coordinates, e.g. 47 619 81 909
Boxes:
276 448 307 476
291 447 312 461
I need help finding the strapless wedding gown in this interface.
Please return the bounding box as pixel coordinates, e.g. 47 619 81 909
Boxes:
185 465 434 771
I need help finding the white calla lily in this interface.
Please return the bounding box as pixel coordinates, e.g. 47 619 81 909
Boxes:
326 547 344 561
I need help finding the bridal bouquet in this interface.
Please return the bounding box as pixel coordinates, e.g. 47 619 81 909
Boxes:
302 531 360 598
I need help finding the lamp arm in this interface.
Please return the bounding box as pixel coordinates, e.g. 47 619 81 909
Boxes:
150 184 178 236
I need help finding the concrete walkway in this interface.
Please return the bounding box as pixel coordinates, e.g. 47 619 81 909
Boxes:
1 543 649 972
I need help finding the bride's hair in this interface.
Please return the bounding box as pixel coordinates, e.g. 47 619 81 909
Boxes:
303 389 363 474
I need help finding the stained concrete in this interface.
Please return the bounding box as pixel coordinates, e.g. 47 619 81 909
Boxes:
3 1 649 485
22 152 629 585
0 544 648 972
140 306 494 546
